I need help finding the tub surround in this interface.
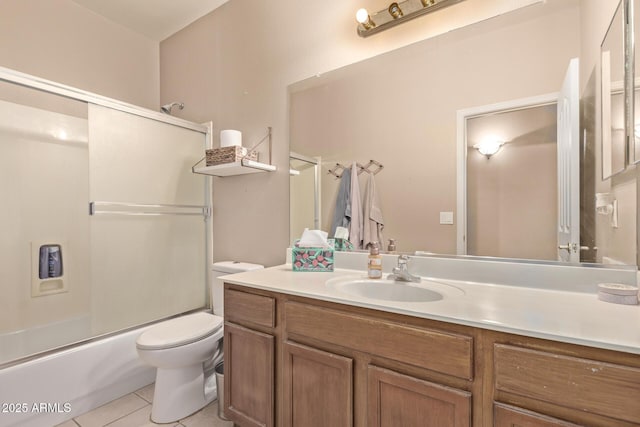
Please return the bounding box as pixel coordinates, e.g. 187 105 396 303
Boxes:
222 252 640 354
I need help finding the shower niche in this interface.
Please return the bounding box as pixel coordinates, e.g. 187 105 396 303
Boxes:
31 241 68 297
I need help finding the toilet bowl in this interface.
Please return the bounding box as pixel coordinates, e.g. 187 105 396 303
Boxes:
136 312 223 423
136 261 263 423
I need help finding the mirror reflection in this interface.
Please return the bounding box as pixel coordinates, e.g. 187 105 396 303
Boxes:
465 104 558 260
634 0 640 163
601 0 626 178
289 0 636 266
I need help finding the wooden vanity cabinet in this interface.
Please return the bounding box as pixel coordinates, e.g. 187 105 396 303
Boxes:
224 284 475 427
223 284 640 427
224 288 277 427
283 299 475 427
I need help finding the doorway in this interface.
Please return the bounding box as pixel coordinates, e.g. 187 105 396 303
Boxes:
456 93 560 260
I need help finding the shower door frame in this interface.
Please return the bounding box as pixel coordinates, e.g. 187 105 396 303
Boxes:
0 65 214 368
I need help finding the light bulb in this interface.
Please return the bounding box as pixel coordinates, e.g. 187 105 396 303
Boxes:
356 8 376 30
388 2 403 19
356 8 369 24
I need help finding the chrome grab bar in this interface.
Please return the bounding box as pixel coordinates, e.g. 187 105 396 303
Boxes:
89 201 210 217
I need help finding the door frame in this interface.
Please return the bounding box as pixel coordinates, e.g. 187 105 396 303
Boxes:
455 92 559 255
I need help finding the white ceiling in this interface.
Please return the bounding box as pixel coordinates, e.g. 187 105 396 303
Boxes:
71 0 229 41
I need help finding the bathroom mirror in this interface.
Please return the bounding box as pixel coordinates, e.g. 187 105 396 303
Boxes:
633 0 640 164
289 0 638 266
601 0 626 178
290 151 321 239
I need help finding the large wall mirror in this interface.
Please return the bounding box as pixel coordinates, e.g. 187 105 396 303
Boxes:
289 0 637 267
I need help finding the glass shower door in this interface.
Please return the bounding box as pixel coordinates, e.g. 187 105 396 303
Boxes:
88 104 209 334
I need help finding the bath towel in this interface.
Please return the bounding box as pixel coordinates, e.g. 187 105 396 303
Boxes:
330 167 351 237
347 162 363 249
362 172 384 249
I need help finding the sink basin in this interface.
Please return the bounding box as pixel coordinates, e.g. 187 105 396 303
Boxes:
325 276 459 302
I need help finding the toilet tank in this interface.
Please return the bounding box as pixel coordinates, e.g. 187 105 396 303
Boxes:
211 261 264 316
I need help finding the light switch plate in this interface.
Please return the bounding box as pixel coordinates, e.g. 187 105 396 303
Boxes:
440 211 454 225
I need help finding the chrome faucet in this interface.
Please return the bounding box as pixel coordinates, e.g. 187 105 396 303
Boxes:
387 255 420 282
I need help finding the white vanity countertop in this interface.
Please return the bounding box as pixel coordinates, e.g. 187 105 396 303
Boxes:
221 264 640 355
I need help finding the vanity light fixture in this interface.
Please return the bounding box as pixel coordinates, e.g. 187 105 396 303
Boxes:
356 0 465 38
473 139 504 159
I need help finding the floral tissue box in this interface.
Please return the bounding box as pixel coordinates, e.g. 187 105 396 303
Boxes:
292 239 335 272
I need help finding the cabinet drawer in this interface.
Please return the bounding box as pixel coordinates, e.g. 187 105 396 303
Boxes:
285 302 473 380
494 344 640 424
494 403 580 427
225 288 276 329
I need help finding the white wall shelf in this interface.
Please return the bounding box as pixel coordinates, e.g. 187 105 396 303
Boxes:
191 127 276 177
193 159 277 177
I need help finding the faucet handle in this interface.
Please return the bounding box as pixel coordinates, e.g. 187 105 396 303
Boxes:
397 254 410 264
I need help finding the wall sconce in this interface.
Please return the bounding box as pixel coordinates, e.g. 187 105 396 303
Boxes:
473 139 504 158
356 0 465 38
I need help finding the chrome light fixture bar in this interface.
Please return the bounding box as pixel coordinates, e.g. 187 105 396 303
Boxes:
356 0 465 38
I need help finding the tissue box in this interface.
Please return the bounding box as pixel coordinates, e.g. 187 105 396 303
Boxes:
292 239 335 272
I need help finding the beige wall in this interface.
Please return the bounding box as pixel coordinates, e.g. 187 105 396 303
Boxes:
0 0 160 109
161 0 555 265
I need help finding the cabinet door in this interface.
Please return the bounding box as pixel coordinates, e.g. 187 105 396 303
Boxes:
494 403 581 427
283 341 353 427
368 365 471 427
224 322 274 427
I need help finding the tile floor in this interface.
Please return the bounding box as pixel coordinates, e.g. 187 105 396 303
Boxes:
54 384 234 427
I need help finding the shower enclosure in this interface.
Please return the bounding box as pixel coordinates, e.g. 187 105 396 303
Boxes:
0 67 212 367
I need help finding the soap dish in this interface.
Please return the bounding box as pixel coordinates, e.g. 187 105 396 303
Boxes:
597 283 639 305
598 283 639 295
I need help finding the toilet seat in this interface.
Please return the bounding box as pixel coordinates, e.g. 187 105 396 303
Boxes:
136 312 223 350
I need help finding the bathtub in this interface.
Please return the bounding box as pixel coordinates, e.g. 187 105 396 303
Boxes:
0 315 92 365
0 326 155 427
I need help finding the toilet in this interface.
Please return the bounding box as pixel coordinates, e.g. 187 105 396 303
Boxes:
136 261 264 423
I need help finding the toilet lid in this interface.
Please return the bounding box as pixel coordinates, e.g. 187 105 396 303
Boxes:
136 312 223 350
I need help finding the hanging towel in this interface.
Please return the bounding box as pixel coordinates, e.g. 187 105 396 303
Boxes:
347 162 363 249
363 172 384 249
330 167 351 237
